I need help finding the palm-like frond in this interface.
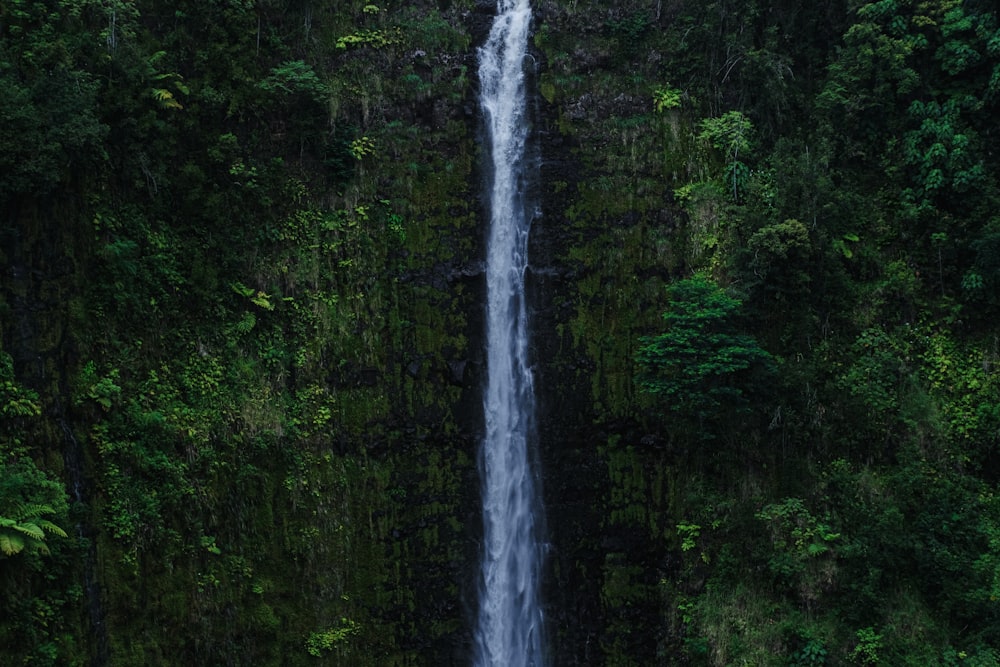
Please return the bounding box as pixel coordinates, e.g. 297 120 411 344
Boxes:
11 521 45 540
0 503 66 557
10 502 56 521
36 519 68 538
0 532 25 556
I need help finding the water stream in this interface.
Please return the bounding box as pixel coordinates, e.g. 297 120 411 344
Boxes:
473 1 546 665
60 416 109 666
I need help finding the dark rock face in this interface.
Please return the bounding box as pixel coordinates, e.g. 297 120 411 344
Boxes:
516 3 687 661
529 72 608 666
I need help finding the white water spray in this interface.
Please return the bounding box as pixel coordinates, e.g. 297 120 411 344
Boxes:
474 1 545 666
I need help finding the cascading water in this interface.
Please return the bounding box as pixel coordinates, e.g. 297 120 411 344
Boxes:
474 1 546 666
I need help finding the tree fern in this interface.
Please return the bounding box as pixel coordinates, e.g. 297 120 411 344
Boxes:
11 520 46 541
0 531 25 556
0 499 68 557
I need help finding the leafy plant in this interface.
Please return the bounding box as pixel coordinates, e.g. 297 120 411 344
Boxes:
1 352 41 424
0 461 69 557
653 85 682 112
756 498 840 609
699 111 754 198
677 522 701 552
790 638 828 667
349 136 376 160
258 60 328 104
851 627 882 665
77 361 122 412
335 28 400 51
756 498 840 562
144 51 188 110
0 503 68 556
306 617 360 656
636 275 775 428
833 232 860 259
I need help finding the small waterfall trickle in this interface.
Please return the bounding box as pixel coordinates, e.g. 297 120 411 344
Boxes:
60 416 109 666
473 1 546 666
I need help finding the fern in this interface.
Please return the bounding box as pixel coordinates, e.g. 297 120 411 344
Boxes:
151 88 183 110
11 502 56 521
230 281 255 298
234 311 257 334
0 502 67 557
653 85 682 112
0 532 25 556
37 519 68 538
251 291 274 310
12 521 45 540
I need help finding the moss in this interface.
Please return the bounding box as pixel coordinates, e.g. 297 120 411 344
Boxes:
539 75 557 104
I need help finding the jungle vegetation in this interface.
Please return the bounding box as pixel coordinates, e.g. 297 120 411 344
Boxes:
2 0 1000 665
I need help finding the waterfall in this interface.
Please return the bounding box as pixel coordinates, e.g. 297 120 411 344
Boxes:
474 1 546 666
60 416 109 665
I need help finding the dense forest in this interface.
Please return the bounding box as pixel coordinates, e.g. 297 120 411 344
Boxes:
2 0 1000 664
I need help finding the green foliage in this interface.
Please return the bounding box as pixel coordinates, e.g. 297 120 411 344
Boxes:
746 218 812 297
789 638 828 667
0 502 68 556
756 498 840 607
837 327 910 437
0 69 105 200
335 28 399 51
537 0 1000 663
0 353 68 557
699 111 753 160
817 11 921 127
0 0 108 199
917 327 1000 463
349 135 376 159
942 647 1000 667
606 11 651 60
676 522 701 552
305 617 360 657
902 97 985 209
0 0 482 663
699 111 754 199
966 219 1000 307
4 0 1000 664
653 85 683 112
1 353 42 425
76 362 122 412
851 627 883 665
636 275 775 428
0 461 69 557
757 498 840 560
144 51 188 110
259 60 328 104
